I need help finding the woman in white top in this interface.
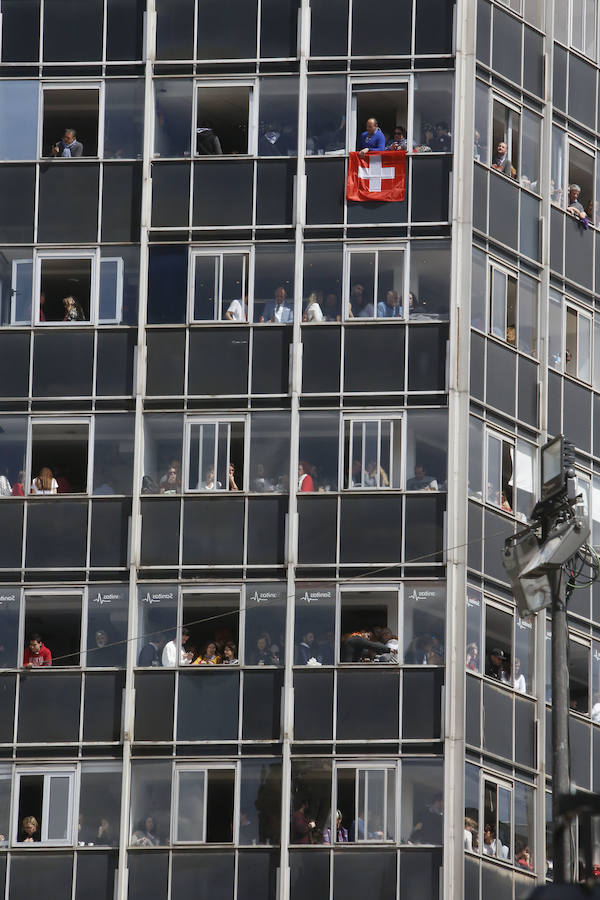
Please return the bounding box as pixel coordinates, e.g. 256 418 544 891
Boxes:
31 466 58 495
303 291 324 323
225 298 248 321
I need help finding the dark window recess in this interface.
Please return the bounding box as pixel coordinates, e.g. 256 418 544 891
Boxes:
102 163 142 242
333 852 396 900
261 0 298 57
134 672 175 741
515 696 535 769
188 329 249 395
408 326 448 392
298 496 337 564
402 669 442 739
26 502 88 569
151 162 190 227
171 854 235 899
146 330 186 396
246 497 286 565
156 0 195 58
256 161 296 225
337 670 399 739
344 326 405 393
492 6 522 86
177 671 239 741
193 161 254 227
128 854 169 900
0 165 35 243
302 326 341 393
18 674 81 742
38 165 99 243
294 671 334 740
75 851 118 900
106 0 145 60
90 500 131 568
242 670 283 739
83 672 124 742
147 245 188 324
340 496 402 564
140 499 181 567
96 331 136 396
197 0 257 59
309 0 349 56
351 0 411 55
306 159 345 225
252 328 291 394
32 332 94 397
9 855 73 900
0 333 30 398
0 0 40 62
43 0 103 61
182 498 245 566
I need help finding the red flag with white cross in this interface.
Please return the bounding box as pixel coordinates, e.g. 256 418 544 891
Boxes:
346 150 406 202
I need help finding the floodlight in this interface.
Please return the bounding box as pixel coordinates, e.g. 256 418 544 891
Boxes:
503 529 553 617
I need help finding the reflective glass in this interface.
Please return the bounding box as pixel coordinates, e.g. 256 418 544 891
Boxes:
104 80 145 160
306 77 347 156
154 80 193 158
0 83 38 161
258 78 299 156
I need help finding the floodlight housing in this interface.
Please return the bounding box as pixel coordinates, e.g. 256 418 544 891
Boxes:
503 529 553 617
541 435 576 503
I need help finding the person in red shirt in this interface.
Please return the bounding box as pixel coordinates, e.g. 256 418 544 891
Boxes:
298 462 314 493
23 634 52 668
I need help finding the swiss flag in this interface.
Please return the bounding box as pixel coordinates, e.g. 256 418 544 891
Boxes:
346 150 406 202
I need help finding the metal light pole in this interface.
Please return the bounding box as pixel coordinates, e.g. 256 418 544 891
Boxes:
548 564 571 882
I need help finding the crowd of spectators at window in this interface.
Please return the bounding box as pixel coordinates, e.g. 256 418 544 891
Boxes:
137 628 284 667
358 117 451 157
292 625 444 665
466 643 528 694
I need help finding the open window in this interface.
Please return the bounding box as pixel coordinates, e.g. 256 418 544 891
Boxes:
484 602 512 683
41 85 101 158
24 592 82 668
173 766 235 843
195 84 253 155
565 303 592 382
485 430 514 512
189 249 250 321
489 264 518 347
38 254 92 324
343 416 402 489
346 248 405 319
184 417 245 492
483 779 512 861
13 768 76 845
568 143 595 217
142 415 184 495
351 84 408 155
29 420 90 495
339 589 398 663
569 637 590 714
492 98 519 179
336 764 396 842
181 590 240 665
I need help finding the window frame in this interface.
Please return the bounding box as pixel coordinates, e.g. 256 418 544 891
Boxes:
171 762 237 845
569 0 596 59
183 414 248 493
480 774 514 863
348 77 412 154
343 244 409 321
334 761 397 844
38 81 104 161
188 246 252 322
193 79 257 157
26 415 94 497
12 766 78 847
488 261 518 347
342 413 404 490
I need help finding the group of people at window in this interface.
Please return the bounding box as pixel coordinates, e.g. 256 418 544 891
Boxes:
359 117 451 156
1 466 79 496
295 625 443 665
137 628 282 667
466 642 528 694
19 628 123 668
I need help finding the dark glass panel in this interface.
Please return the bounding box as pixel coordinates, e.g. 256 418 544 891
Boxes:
464 857 479 900
486 342 515 417
146 330 186 396
550 208 564 274
306 159 345 224
467 502 483 572
134 672 174 741
38 165 99 243
18 674 80 742
26 502 87 568
476 0 490 65
402 669 442 739
238 852 278 900
0 503 23 568
102 163 142 241
127 854 169 900
177 670 239 741
333 852 396 900
565 215 594 289
481 863 512 900
290 851 330 900
90 501 130 568
171 853 235 900
408 325 447 391
0 0 40 62
197 0 257 58
242 670 283 739
193 161 254 227
405 496 444 565
0 676 16 741
9 855 72 900
75 852 117 900
43 0 103 61
294 671 333 739
140 499 180 566
518 356 538 427
151 162 190 227
337 670 399 739
553 44 567 112
399 849 442 900
351 0 411 54
483 510 513 583
156 0 195 58
256 160 296 225
302 326 341 393
0 333 30 398
411 156 450 223
563 379 591 454
252 328 291 394
523 26 543 97
96 332 136 396
247 497 286 565
482 682 513 759
182 498 245 566
310 0 348 55
488 174 518 251
519 192 540 261
188 328 249 395
492 7 522 85
106 0 144 60
0 165 35 243
261 0 298 57
83 672 124 742
472 164 488 234
515 696 535 769
569 55 596 128
32 332 94 397
415 0 452 53
147 245 188 324
465 673 481 747
344 326 404 393
298 496 337 564
340 496 402 564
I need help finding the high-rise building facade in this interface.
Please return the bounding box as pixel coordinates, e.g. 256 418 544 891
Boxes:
0 0 598 897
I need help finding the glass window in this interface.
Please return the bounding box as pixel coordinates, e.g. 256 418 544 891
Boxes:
142 415 183 495
86 586 128 668
549 290 563 369
42 87 99 159
351 0 411 55
104 80 144 160
249 413 291 493
190 251 249 322
571 0 596 58
339 589 398 663
130 761 171 846
154 80 193 158
197 0 257 58
347 249 404 320
520 109 540 191
298 413 339 492
489 265 517 346
290 759 332 844
485 603 513 682
569 638 590 714
0 82 38 161
253 245 295 323
343 417 402 489
136 584 178 666
492 99 519 180
185 418 244 492
337 766 395 842
42 0 103 61
406 410 447 491
513 615 534 694
196 85 252 156
79 764 121 847
466 588 482 673
474 81 489 166
403 583 445 665
14 769 76 845
294 584 335 665
181 590 240 665
302 243 343 323
306 76 347 156
468 417 483 501
410 241 451 320
174 767 235 844
515 439 535 520
258 77 299 156
24 593 82 668
413 73 453 153
245 583 286 667
486 430 514 512
401 760 444 845
483 780 512 860
566 304 592 383
29 420 90 496
0 415 26 498
568 144 594 217
239 759 282 845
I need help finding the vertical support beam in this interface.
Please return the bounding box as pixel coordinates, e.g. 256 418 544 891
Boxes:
444 1 476 897
550 567 572 882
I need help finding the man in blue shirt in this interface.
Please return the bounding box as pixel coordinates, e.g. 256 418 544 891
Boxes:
359 118 385 157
